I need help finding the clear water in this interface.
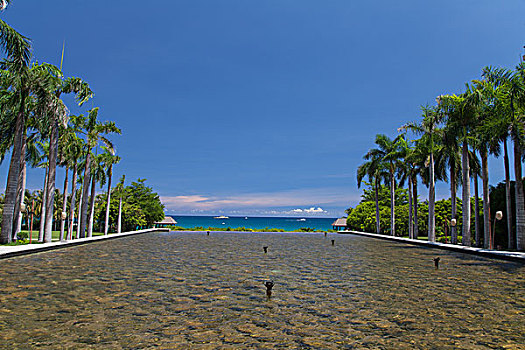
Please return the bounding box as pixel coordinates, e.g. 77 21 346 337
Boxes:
0 231 523 349
169 215 336 231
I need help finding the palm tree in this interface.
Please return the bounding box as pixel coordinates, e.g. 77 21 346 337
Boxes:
34 67 92 243
357 152 387 234
76 175 84 239
63 114 86 240
513 62 525 251
401 105 442 242
440 91 478 247
396 138 416 238
485 64 525 250
481 66 513 249
0 60 32 243
87 152 109 237
31 140 49 242
100 147 120 235
409 139 430 239
0 9 31 243
0 11 31 70
469 75 509 248
78 108 120 238
0 62 69 243
57 125 82 240
365 134 406 236
469 150 482 247
115 175 125 233
13 131 41 238
436 122 461 244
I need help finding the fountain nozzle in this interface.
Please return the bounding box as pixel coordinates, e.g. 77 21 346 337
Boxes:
264 280 274 298
433 257 440 269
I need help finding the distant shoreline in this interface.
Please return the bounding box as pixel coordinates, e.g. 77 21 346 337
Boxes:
166 226 335 233
164 215 338 232
166 214 338 219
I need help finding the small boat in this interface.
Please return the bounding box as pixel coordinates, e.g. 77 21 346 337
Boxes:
245 217 248 220
298 218 306 222
214 216 229 219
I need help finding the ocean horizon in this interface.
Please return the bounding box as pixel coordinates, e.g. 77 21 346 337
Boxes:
166 215 337 231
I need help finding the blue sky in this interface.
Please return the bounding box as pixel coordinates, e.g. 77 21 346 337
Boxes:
1 1 525 217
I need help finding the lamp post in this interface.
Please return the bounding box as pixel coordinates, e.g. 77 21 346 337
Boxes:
447 218 457 244
19 203 26 241
491 211 503 250
27 200 35 243
61 212 67 241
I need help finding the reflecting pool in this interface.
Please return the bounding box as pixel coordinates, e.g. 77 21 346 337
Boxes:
0 231 523 349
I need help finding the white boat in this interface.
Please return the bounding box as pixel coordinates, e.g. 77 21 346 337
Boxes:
214 216 229 219
298 218 306 222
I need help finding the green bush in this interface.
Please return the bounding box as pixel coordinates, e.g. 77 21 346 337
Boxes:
17 231 28 241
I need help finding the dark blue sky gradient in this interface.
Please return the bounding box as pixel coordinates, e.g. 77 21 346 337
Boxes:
1 1 525 216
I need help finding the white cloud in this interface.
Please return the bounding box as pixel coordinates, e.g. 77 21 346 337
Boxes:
305 207 326 213
287 207 327 215
164 195 210 203
289 207 326 214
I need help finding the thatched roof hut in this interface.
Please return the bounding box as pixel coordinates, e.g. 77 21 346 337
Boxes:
154 216 177 228
332 218 347 231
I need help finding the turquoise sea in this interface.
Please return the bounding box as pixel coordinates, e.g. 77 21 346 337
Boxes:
168 215 337 231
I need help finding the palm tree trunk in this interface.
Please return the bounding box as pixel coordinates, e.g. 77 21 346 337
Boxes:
87 174 96 238
428 152 436 242
0 94 27 244
38 168 48 242
389 167 395 236
474 174 480 247
15 162 26 237
503 139 514 249
117 195 122 233
89 202 95 237
514 142 525 251
482 149 490 249
76 184 83 239
374 176 380 234
44 121 59 243
451 165 458 245
104 164 113 235
60 167 69 241
413 176 419 239
408 174 413 239
461 140 471 247
68 162 78 240
79 152 92 238
13 138 26 240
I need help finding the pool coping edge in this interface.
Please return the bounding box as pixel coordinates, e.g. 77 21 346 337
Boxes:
0 228 170 259
339 230 525 263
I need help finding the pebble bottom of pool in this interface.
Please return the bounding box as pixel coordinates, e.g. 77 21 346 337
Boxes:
0 231 524 349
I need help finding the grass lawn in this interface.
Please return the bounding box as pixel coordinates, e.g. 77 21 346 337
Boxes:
2 230 105 246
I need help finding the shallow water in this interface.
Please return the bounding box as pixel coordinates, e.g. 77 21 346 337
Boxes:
0 231 524 349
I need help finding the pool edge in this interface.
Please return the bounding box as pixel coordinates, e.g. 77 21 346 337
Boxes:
0 228 170 260
339 230 525 263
